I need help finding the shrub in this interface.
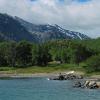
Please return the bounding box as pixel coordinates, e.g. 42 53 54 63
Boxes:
84 54 100 72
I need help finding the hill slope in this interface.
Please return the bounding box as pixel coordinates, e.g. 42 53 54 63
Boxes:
0 13 38 42
15 16 90 42
0 13 90 42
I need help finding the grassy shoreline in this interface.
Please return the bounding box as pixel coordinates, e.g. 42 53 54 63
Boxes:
0 63 84 73
0 63 100 78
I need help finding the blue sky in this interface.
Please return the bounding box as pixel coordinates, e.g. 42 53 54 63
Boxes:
77 0 90 2
31 0 90 2
76 0 89 2
0 0 100 38
31 0 91 3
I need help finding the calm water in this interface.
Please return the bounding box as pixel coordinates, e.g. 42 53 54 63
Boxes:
0 78 100 100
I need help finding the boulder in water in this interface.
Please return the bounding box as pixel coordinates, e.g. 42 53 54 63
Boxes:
86 81 99 89
73 81 82 88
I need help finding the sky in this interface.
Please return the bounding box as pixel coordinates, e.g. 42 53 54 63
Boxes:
0 0 100 38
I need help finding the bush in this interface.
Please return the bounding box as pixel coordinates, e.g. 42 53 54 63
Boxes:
84 54 100 72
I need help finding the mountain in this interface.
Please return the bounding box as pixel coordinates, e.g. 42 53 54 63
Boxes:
0 13 38 42
15 16 90 42
0 13 90 42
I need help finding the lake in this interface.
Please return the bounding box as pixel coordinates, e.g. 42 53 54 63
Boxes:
0 77 100 100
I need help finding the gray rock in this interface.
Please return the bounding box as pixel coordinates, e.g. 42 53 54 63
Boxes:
85 81 99 89
49 73 83 80
73 81 82 88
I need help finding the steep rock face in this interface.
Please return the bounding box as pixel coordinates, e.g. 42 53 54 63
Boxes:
0 13 38 42
15 16 90 42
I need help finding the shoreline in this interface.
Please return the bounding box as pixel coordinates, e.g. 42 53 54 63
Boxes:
0 71 82 78
0 73 60 78
0 72 100 80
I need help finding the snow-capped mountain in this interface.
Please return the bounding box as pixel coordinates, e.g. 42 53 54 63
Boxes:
0 13 90 42
15 16 90 42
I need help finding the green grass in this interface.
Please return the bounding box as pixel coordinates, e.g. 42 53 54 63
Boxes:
84 71 100 77
0 62 99 77
0 63 85 74
0 67 15 73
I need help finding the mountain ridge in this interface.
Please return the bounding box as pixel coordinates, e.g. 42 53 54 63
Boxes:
0 13 90 42
15 16 90 42
0 13 38 42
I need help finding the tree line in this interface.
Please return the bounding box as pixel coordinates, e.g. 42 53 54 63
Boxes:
0 41 51 67
0 39 100 72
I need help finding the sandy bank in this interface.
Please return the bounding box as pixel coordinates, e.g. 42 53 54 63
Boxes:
0 73 59 78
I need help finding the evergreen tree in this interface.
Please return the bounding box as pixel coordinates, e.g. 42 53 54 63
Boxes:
0 41 16 67
16 41 32 67
32 44 51 66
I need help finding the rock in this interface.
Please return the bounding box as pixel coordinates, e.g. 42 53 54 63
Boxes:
65 74 83 80
84 80 90 88
49 77 59 80
58 74 65 80
49 73 83 80
97 82 100 88
77 75 83 79
73 80 100 89
73 81 82 88
89 81 98 89
84 81 99 89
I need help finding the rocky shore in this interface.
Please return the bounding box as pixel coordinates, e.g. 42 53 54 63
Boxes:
48 71 83 80
48 71 100 89
0 72 100 89
73 80 100 89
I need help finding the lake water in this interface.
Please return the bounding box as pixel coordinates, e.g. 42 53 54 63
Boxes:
0 77 100 100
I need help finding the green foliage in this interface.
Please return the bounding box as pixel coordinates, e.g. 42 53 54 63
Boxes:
0 41 16 67
48 40 92 64
0 38 99 74
78 38 100 54
32 44 51 66
84 54 100 72
16 40 32 67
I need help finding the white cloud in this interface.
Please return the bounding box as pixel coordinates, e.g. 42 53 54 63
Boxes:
0 0 100 38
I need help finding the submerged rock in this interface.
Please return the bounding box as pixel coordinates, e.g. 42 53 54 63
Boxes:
73 81 82 88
